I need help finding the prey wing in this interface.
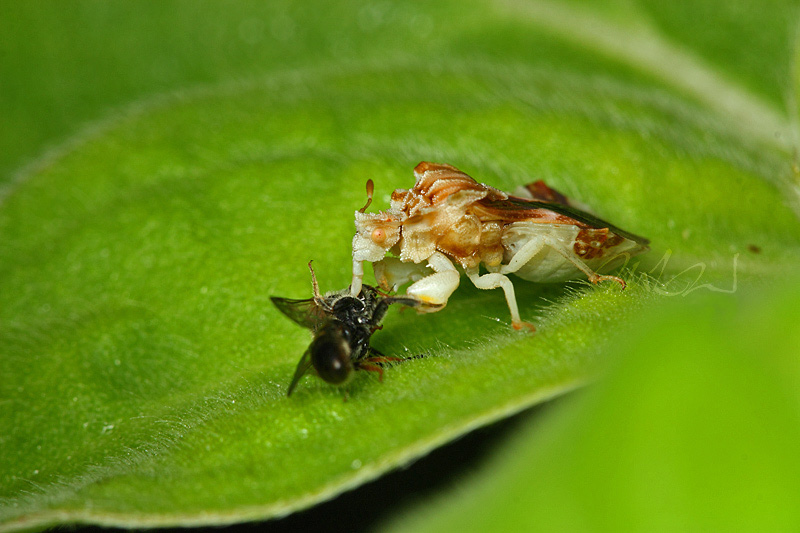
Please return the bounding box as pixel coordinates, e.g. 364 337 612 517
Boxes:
286 348 314 397
270 296 328 331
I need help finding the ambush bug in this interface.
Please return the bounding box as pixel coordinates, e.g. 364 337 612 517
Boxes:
272 262 419 396
350 162 649 330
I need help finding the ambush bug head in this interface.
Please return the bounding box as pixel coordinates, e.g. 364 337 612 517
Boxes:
351 179 402 295
355 178 402 257
353 211 401 262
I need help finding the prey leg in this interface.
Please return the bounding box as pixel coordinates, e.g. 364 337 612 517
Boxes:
465 267 535 331
361 347 404 365
357 362 385 382
364 351 425 365
356 349 426 382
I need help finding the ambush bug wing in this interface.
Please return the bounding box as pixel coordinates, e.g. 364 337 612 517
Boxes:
475 196 650 247
270 296 329 331
514 180 572 206
287 348 314 397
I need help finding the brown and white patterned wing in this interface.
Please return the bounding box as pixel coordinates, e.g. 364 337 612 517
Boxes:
473 195 650 247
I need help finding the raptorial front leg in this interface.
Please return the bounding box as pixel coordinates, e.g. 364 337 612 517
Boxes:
351 259 365 296
464 267 534 331
373 257 431 292
405 252 461 312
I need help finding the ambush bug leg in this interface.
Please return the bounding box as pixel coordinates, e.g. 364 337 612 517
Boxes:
589 274 627 288
374 257 429 292
405 252 461 309
350 260 364 296
513 320 537 332
350 180 376 297
542 238 628 290
498 237 548 276
502 235 627 292
465 267 535 332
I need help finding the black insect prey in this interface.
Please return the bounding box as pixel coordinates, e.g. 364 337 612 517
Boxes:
271 262 419 396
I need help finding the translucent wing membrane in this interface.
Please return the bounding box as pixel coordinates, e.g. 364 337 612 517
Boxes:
286 348 314 397
270 296 327 331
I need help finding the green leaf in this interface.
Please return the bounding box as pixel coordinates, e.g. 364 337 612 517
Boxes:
2 1 799 531
384 281 800 532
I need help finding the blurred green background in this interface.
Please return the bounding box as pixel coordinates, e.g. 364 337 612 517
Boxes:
2 1 799 532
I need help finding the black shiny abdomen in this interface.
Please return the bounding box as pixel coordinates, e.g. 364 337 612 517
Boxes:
310 323 353 385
